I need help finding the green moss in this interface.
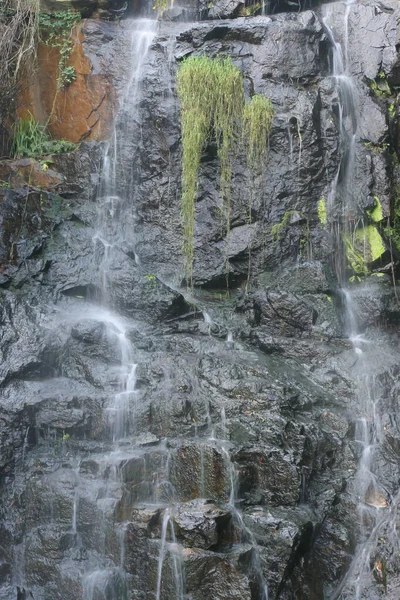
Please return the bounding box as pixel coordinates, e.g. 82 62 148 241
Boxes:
363 141 390 153
240 2 261 15
364 225 385 261
271 211 310 258
153 0 168 13
144 273 157 286
345 235 368 276
369 71 392 99
368 197 383 223
271 211 297 241
318 197 327 227
242 94 274 172
345 225 385 275
389 102 396 119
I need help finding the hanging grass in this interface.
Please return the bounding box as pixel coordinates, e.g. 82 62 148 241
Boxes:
177 55 244 282
177 56 275 284
242 94 274 173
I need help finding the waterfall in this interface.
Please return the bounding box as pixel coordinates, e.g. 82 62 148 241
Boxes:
323 4 397 599
64 15 161 597
5 0 400 598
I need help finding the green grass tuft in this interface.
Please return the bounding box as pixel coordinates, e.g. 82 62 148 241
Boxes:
12 113 77 158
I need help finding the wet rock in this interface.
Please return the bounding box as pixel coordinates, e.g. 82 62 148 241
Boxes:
243 506 314 598
173 500 231 549
184 547 252 600
234 446 300 506
71 319 107 343
207 0 244 20
1 3 400 600
169 442 230 503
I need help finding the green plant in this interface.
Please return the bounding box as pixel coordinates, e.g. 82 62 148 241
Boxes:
144 273 157 286
345 225 385 276
177 56 244 282
317 197 327 227
12 112 77 158
58 65 76 86
368 70 392 99
242 94 274 172
153 0 168 14
271 210 311 259
272 210 301 240
0 0 40 154
39 10 80 88
368 197 383 223
240 2 261 15
388 102 396 119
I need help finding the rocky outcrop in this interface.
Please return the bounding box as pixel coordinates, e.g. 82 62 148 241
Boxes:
18 20 129 143
1 1 400 600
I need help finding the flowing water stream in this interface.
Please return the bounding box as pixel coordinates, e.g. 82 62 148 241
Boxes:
323 3 399 599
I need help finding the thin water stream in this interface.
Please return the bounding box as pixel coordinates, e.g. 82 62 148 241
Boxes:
323 3 398 598
74 15 160 598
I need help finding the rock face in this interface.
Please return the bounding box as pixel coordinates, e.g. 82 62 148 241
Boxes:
1 1 400 600
18 20 131 143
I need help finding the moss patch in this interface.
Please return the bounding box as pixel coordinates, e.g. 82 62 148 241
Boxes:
317 197 327 227
345 225 385 275
368 70 392 99
368 197 383 223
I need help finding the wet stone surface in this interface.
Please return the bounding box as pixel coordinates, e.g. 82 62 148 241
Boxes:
1 1 400 599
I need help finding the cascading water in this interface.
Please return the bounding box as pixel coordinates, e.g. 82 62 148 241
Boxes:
6 0 400 598
323 4 398 599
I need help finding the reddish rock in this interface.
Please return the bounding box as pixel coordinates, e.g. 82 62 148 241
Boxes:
17 23 116 143
0 157 64 191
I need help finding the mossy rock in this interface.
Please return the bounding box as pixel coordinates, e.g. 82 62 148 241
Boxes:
345 225 385 275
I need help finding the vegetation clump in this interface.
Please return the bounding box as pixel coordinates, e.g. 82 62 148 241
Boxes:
153 0 169 14
368 197 383 223
242 94 274 173
271 210 310 256
317 197 327 227
177 55 244 281
39 10 81 88
369 70 392 99
345 225 385 276
12 113 77 158
0 0 40 154
177 55 274 281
